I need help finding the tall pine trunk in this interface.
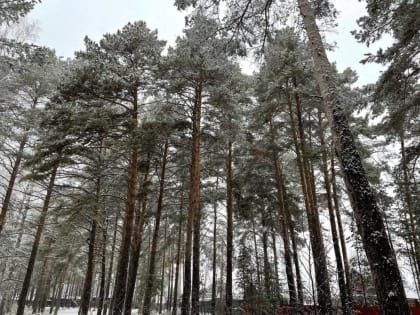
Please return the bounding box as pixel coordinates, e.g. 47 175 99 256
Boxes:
124 159 151 315
159 223 168 314
331 154 353 304
32 238 54 314
225 140 233 315
172 189 185 315
167 244 174 312
261 220 272 305
269 120 298 310
0 132 28 234
182 80 203 315
191 80 203 315
16 164 58 315
211 178 218 315
96 221 107 315
111 94 139 315
297 0 409 313
271 232 281 300
251 218 262 288
79 171 101 315
317 110 350 314
289 219 304 306
287 91 332 314
400 132 420 287
142 140 169 315
103 214 118 315
53 269 67 315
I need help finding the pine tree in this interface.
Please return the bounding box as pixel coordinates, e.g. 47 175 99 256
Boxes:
165 15 240 314
0 0 40 24
0 47 60 235
58 21 165 315
175 1 411 313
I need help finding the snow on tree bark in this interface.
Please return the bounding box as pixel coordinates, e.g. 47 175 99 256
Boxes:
297 0 410 313
142 140 169 315
16 164 58 315
110 95 138 315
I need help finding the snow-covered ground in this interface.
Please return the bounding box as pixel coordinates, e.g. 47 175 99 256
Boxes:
51 308 174 315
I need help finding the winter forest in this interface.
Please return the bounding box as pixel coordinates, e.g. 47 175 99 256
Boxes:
0 0 419 315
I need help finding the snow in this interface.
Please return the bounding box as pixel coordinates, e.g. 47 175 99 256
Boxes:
49 309 170 315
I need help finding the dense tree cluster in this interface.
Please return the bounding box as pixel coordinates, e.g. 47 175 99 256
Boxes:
0 1 418 315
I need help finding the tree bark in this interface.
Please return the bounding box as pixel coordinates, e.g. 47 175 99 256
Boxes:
142 140 169 315
289 218 304 306
159 222 168 314
96 221 107 315
182 80 203 315
79 172 101 315
297 0 409 313
103 214 119 315
191 80 203 315
53 270 67 315
330 155 353 305
251 218 262 288
225 140 233 315
0 132 28 234
271 232 280 300
172 189 185 315
287 90 332 314
16 164 58 315
317 110 350 314
32 238 54 314
261 222 271 303
400 132 420 288
111 93 139 315
123 158 151 315
211 178 218 315
167 244 174 312
269 120 298 310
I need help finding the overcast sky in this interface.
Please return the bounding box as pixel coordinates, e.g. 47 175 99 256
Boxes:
27 0 390 86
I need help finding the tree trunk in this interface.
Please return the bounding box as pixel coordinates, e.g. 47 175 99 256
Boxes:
79 172 101 315
96 221 107 315
317 110 350 314
261 223 271 302
16 164 58 315
182 80 203 315
251 218 262 288
0 132 28 234
32 238 54 314
172 189 185 315
211 178 218 315
225 140 233 315
159 223 168 314
271 232 281 300
103 214 118 315
330 155 353 305
287 90 332 314
111 94 139 315
54 270 67 315
218 244 225 313
297 0 409 313
167 244 174 312
16 187 32 249
191 81 203 315
400 133 420 288
288 207 304 307
142 140 169 315
269 120 298 310
123 159 151 315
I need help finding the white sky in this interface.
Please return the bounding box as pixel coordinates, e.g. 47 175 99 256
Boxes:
27 0 390 86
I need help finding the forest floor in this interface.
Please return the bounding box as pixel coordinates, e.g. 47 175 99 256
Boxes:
48 308 175 315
